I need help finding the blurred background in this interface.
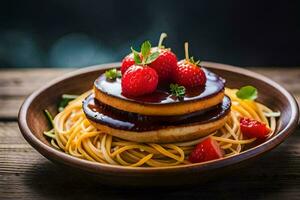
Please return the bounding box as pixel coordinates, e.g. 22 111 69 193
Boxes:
1 0 299 68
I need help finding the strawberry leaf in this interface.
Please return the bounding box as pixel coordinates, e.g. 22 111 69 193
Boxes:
141 41 151 59
190 56 201 66
130 40 159 65
236 86 257 100
145 51 159 64
170 83 186 99
131 47 142 64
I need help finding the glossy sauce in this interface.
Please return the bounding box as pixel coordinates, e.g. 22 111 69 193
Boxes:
83 94 231 132
94 68 225 104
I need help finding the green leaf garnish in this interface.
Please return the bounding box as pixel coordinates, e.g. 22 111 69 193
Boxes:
145 51 159 64
236 86 258 100
131 47 142 64
105 68 122 81
170 83 186 99
131 41 159 65
141 41 151 58
58 94 79 112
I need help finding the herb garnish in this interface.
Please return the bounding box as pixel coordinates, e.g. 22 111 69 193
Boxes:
170 83 186 99
236 86 258 100
105 68 121 81
131 41 159 65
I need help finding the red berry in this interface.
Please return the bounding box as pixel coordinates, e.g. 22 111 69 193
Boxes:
121 65 158 97
148 48 177 83
189 137 224 163
174 60 206 88
240 117 271 139
121 53 136 75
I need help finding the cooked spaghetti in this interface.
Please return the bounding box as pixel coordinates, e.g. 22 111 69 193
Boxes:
43 88 279 167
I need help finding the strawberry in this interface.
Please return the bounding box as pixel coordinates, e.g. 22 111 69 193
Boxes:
121 41 159 97
148 33 177 82
148 48 177 83
121 53 135 75
121 65 158 97
121 33 177 82
189 137 224 163
173 42 206 88
240 117 271 139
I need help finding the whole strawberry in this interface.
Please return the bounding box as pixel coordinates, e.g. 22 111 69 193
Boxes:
121 41 159 97
173 42 206 88
121 65 158 97
121 33 177 82
121 53 135 75
148 33 177 82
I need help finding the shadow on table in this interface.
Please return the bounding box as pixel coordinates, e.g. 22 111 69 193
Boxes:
23 136 299 200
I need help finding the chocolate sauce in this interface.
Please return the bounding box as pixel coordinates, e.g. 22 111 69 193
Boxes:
83 94 231 132
94 68 225 104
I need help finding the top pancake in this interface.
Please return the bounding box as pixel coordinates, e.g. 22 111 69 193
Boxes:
94 68 225 116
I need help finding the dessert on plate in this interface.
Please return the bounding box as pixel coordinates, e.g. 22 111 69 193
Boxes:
42 33 279 167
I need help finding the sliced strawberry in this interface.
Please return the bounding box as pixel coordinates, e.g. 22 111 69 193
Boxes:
189 137 224 163
240 117 271 139
121 65 158 97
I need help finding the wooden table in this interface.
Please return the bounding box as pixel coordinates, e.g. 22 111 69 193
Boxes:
0 68 300 199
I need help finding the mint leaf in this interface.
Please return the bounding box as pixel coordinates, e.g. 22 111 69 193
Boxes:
145 51 159 64
141 41 151 58
130 41 158 65
236 86 258 100
170 83 186 99
131 47 141 64
105 68 122 81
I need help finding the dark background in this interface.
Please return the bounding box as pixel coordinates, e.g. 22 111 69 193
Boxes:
1 0 300 68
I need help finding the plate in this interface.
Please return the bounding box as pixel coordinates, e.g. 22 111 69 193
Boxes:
18 62 299 186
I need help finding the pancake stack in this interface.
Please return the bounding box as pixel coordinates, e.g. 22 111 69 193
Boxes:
83 68 231 143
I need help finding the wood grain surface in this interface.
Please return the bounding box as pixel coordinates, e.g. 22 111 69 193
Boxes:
0 67 300 200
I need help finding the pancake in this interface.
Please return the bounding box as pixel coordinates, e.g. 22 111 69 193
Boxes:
94 68 225 116
83 94 231 143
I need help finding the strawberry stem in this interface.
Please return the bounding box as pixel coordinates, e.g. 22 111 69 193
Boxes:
158 33 167 48
184 42 189 62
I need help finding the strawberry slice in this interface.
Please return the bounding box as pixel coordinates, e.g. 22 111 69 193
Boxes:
240 117 271 139
189 137 224 163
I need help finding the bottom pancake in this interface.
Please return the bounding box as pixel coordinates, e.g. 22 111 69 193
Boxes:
83 95 231 143
89 115 229 143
